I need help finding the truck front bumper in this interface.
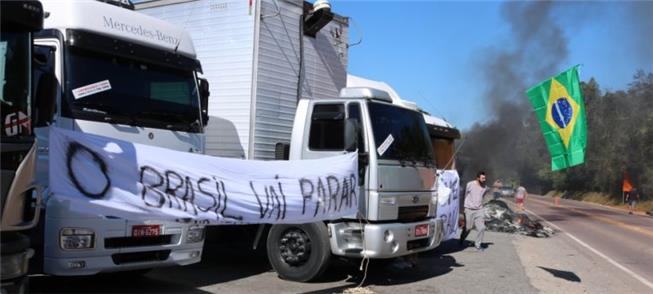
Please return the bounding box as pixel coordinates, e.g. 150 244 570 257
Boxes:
43 215 204 276
44 246 202 276
328 218 444 258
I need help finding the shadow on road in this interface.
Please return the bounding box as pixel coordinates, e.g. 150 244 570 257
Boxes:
299 239 465 293
29 274 214 294
29 247 271 294
301 256 462 294
537 266 581 283
29 229 467 293
30 226 274 293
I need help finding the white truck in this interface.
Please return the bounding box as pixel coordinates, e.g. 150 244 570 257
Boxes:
348 74 462 241
29 0 209 276
139 0 443 282
347 74 461 170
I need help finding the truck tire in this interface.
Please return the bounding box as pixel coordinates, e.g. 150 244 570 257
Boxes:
1 233 31 294
266 222 331 282
1 275 29 294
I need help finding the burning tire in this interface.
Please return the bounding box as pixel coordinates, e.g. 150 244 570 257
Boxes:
266 222 331 282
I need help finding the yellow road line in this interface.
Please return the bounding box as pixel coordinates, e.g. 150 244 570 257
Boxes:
529 197 653 239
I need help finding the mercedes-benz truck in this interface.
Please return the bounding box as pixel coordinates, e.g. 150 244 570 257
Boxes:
30 0 209 276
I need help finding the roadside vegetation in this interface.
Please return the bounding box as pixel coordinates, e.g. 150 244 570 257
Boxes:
544 191 653 213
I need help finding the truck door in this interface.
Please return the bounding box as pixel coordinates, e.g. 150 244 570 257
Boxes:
346 102 369 213
302 101 369 212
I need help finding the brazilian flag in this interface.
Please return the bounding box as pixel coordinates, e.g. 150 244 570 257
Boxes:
526 65 587 171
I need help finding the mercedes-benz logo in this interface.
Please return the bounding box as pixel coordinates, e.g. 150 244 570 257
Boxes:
412 196 419 204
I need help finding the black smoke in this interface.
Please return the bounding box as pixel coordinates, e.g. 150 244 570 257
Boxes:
458 1 569 191
457 1 653 193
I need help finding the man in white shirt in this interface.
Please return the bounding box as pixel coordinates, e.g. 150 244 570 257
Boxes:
459 171 489 251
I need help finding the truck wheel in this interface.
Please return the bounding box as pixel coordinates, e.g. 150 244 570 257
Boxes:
1 275 29 294
266 222 331 282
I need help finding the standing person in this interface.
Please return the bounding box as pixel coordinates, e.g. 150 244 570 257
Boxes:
492 179 503 200
515 186 528 211
459 171 489 251
622 170 633 204
627 188 640 215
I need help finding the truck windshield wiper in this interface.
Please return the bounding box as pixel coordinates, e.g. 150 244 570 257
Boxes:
419 154 435 168
142 111 199 132
188 119 201 132
394 148 417 167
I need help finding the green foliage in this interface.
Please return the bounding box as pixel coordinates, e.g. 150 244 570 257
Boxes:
459 71 653 200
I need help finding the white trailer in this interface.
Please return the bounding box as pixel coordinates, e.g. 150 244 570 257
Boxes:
137 0 348 160
31 0 208 276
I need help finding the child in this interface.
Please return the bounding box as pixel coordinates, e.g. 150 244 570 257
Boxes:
515 186 527 211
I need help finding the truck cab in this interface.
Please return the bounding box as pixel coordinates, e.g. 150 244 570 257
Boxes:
266 87 444 281
1 1 51 292
423 113 461 240
30 0 208 276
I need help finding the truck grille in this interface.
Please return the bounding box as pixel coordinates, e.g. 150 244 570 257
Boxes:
104 235 174 249
397 205 429 222
111 250 170 265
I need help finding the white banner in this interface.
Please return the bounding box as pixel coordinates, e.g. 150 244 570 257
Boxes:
49 127 359 224
436 170 460 240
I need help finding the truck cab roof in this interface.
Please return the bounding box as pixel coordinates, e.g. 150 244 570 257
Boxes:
346 74 460 138
41 0 197 58
338 87 393 103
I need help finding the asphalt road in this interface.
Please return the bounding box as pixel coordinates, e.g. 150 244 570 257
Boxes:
524 194 653 292
27 195 653 293
29 230 537 294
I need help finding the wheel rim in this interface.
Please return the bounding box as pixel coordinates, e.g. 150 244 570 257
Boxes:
278 228 312 266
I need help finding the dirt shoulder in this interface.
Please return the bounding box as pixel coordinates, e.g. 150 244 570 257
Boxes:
543 191 653 216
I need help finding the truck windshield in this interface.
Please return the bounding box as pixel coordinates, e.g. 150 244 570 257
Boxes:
63 47 201 133
368 102 435 166
1 32 31 139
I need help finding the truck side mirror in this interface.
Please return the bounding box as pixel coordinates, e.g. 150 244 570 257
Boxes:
32 45 57 127
198 78 210 126
344 118 359 152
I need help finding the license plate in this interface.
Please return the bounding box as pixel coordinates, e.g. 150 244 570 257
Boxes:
415 224 429 237
132 225 161 237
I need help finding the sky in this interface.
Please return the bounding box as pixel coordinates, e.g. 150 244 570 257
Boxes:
331 0 653 130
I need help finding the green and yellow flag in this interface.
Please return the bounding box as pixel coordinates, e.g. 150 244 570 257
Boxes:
526 65 587 171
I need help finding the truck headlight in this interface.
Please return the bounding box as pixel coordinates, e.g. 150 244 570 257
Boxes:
60 228 95 250
186 226 205 243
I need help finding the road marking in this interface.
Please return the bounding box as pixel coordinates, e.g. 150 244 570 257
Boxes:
529 197 653 239
524 206 653 291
